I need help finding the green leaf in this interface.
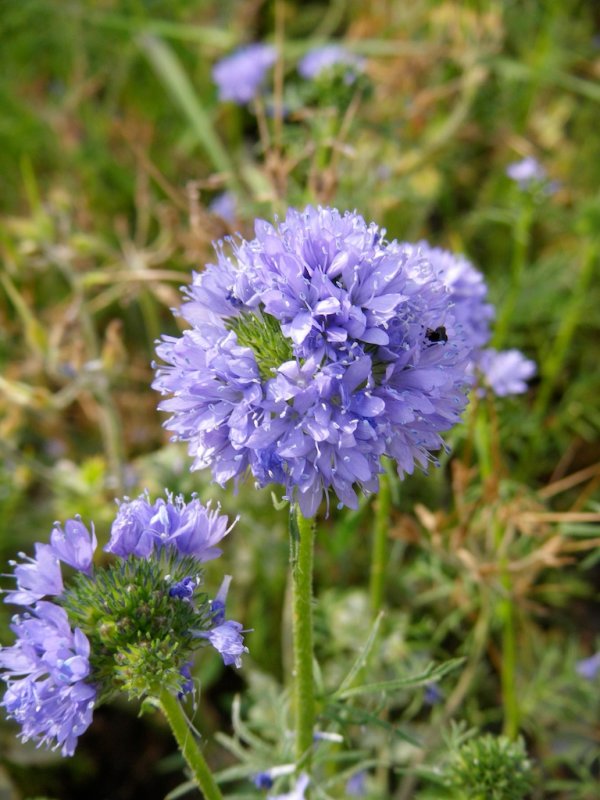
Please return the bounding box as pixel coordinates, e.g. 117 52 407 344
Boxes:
335 610 384 696
138 34 238 184
333 658 465 701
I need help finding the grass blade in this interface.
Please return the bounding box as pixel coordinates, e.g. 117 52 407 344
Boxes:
138 34 238 184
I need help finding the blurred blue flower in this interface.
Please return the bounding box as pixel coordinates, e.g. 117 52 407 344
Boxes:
576 651 600 680
253 764 295 790
213 44 276 105
346 770 367 795
299 44 364 83
254 772 275 790
506 157 546 189
0 601 96 756
478 348 536 396
154 206 473 516
210 191 237 223
424 681 444 705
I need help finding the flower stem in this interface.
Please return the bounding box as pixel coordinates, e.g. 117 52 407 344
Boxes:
493 199 533 350
290 505 316 769
499 580 519 739
158 689 224 800
369 469 392 614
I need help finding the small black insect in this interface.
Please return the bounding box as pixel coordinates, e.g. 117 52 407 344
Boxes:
425 326 448 345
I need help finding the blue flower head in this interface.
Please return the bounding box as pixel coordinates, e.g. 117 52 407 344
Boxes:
210 191 237 223
346 770 367 796
576 651 600 681
478 348 536 397
154 206 473 516
105 492 236 561
1 494 246 756
506 156 546 189
299 45 365 84
0 601 96 756
213 44 276 105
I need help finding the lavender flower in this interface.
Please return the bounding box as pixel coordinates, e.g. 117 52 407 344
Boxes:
210 191 237 223
346 770 367 796
198 575 249 668
213 44 276 105
478 348 536 396
154 206 473 516
424 681 444 705
576 651 600 680
0 601 96 756
4 544 63 606
50 517 97 575
299 44 364 83
105 492 235 561
1 496 246 755
506 157 546 189
199 620 248 668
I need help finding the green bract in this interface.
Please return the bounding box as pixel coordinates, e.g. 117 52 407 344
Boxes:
61 551 212 701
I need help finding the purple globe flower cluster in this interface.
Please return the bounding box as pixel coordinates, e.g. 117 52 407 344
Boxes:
153 206 477 517
1 496 246 756
213 43 364 105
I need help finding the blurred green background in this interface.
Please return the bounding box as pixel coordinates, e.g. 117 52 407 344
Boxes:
0 1 599 798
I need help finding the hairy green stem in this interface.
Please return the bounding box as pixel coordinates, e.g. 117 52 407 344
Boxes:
369 469 392 614
159 689 224 800
290 505 316 770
